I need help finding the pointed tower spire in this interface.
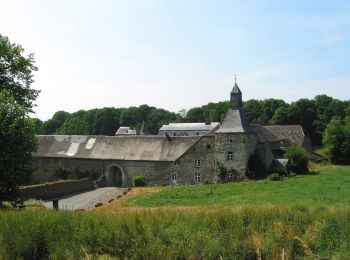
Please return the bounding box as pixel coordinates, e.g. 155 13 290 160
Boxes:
230 75 242 109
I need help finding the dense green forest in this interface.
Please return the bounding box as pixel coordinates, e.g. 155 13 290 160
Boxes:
33 94 350 145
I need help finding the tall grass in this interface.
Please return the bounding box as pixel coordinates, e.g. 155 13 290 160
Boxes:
1 206 350 259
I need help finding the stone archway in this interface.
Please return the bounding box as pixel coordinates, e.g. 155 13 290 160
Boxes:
107 166 123 187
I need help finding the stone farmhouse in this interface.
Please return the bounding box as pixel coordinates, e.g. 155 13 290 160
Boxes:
33 82 323 187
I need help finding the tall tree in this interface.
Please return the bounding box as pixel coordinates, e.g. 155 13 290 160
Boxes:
0 35 39 203
0 91 37 202
0 35 39 112
323 117 350 164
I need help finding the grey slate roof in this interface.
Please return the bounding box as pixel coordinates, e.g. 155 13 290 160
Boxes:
115 127 138 135
215 109 255 133
231 83 242 94
159 122 220 131
34 135 200 161
251 124 280 143
263 125 306 146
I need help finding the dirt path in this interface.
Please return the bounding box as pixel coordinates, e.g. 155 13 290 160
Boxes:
91 187 161 213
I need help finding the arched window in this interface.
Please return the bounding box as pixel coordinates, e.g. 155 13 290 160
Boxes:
227 138 233 143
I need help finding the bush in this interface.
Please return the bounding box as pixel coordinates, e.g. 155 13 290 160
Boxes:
285 145 309 174
323 117 350 164
267 173 283 181
215 161 227 182
133 176 146 187
24 199 44 208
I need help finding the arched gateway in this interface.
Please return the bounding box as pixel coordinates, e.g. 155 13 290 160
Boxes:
106 166 123 187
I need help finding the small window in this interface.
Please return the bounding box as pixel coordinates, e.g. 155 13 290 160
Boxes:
196 131 199 136
207 144 211 149
228 152 234 161
171 173 177 185
194 173 201 183
227 138 233 143
173 132 176 136
194 159 201 167
227 172 234 182
175 160 180 166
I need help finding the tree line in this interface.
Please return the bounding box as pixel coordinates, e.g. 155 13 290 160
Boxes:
34 96 350 146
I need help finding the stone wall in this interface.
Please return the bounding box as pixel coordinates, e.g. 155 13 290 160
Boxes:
20 178 94 200
214 132 257 178
33 157 104 184
168 136 216 184
33 136 217 186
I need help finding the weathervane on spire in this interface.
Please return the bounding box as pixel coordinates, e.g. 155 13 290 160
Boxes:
234 74 237 84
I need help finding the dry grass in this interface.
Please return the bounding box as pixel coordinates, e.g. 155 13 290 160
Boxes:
92 187 162 213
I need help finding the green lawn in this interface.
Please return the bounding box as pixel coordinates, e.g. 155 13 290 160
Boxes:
129 165 350 207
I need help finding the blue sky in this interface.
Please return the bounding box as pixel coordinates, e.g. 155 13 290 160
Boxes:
1 0 350 119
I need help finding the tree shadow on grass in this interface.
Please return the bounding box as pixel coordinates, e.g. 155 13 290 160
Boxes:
286 171 318 178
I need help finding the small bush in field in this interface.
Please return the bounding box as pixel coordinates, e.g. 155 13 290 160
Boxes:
285 145 309 174
24 199 44 208
267 173 283 181
133 176 146 187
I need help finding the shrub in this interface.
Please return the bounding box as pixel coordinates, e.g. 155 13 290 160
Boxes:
267 173 283 181
323 117 350 165
247 151 266 179
24 199 44 208
133 176 146 187
215 161 227 182
285 145 309 174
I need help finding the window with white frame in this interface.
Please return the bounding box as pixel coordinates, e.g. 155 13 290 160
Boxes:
171 173 177 184
227 172 234 182
194 159 201 167
227 152 234 161
194 173 201 183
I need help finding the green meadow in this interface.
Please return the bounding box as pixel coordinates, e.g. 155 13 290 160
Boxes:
129 165 350 208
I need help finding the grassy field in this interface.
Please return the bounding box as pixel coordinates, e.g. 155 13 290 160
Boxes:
1 165 350 259
1 204 350 259
127 165 350 208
